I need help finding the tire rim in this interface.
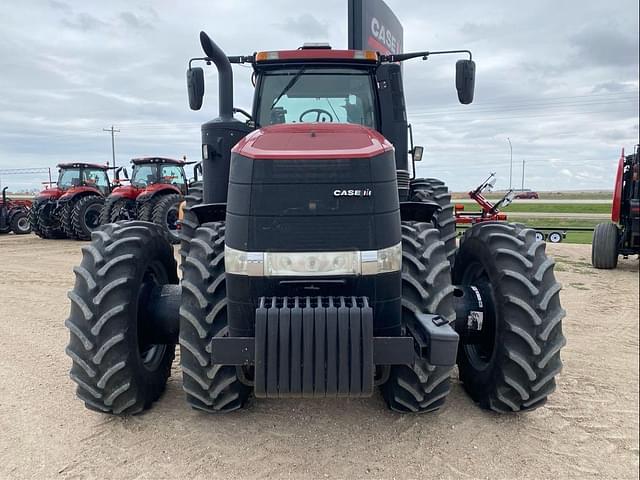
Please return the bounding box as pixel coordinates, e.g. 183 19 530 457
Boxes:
166 204 180 241
84 204 102 230
535 232 544 241
17 217 29 232
137 264 167 371
458 260 498 370
549 233 561 243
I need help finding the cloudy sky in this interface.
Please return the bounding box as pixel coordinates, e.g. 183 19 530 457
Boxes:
0 0 638 192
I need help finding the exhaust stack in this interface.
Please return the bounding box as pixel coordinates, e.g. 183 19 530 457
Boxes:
199 31 234 119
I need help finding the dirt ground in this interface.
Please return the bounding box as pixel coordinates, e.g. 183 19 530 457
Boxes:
0 234 638 479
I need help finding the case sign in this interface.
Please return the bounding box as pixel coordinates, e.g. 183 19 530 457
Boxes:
348 0 403 55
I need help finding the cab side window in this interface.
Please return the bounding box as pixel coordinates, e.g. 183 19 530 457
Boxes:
160 165 186 192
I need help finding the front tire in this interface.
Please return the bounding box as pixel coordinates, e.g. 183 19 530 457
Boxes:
381 222 455 413
453 222 566 412
65 221 177 414
180 222 251 412
592 222 619 269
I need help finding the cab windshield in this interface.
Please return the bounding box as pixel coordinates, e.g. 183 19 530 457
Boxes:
256 67 377 128
131 164 157 188
58 168 81 189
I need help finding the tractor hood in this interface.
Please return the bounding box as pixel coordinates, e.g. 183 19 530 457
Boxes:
110 184 141 200
36 186 63 201
231 123 394 160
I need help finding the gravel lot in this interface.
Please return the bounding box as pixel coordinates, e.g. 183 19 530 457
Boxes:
0 234 638 479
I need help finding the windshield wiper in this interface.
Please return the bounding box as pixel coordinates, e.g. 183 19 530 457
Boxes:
271 67 306 109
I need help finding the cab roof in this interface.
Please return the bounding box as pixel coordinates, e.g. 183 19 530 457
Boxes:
130 157 186 166
57 162 109 170
254 49 378 65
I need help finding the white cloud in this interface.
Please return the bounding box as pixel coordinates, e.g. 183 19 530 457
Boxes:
0 0 638 191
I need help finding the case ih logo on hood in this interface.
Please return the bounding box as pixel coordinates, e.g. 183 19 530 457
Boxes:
334 188 372 197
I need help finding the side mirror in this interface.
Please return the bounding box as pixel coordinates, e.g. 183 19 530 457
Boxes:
412 146 424 162
122 168 129 180
187 67 205 110
456 59 475 104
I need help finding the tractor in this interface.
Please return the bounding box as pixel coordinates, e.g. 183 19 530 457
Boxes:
30 163 111 240
100 157 191 244
0 187 32 235
592 145 640 268
65 32 565 415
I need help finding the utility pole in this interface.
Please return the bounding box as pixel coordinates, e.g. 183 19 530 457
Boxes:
507 137 513 189
103 126 120 169
521 159 525 191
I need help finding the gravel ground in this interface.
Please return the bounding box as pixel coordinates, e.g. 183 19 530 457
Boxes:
0 234 638 479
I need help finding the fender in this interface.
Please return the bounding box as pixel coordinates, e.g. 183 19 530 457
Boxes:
611 149 625 224
400 201 441 223
192 203 226 224
59 186 102 203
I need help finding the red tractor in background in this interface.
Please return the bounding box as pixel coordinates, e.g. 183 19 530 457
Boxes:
455 172 515 225
30 163 111 240
592 145 640 268
100 157 190 243
0 187 32 235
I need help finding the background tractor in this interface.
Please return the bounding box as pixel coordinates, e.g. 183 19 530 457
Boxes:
0 187 32 235
100 157 190 244
65 13 565 415
30 163 110 240
592 145 640 268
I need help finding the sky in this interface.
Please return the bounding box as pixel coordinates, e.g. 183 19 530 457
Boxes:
0 0 638 192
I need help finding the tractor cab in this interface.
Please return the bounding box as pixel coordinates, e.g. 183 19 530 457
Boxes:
130 157 188 194
251 46 379 129
57 163 111 197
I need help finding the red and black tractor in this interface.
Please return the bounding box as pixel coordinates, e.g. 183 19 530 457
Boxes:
30 163 111 240
592 145 640 268
65 32 565 416
0 187 32 235
100 157 190 243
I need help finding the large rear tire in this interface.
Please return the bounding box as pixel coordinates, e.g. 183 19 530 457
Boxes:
65 221 177 414
180 222 251 412
71 195 105 240
410 178 457 265
180 181 203 268
381 222 455 413
453 222 566 412
591 222 619 269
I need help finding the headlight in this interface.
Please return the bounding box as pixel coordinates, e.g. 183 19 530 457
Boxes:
224 243 402 277
265 251 360 277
